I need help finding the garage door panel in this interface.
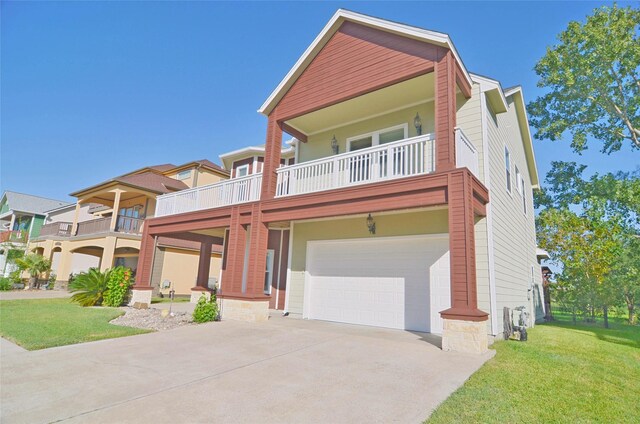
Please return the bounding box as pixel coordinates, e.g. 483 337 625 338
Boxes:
306 236 450 333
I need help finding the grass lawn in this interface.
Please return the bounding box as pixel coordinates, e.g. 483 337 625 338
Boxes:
151 296 190 304
0 298 150 350
428 315 640 423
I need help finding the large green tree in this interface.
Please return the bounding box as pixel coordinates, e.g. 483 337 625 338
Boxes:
536 162 639 327
529 5 640 153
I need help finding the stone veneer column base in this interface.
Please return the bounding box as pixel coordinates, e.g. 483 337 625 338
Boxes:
220 299 269 322
190 289 211 303
441 319 489 354
129 288 152 307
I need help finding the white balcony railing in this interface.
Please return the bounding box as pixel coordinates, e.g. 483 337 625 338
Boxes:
275 134 435 197
455 127 479 178
156 173 262 217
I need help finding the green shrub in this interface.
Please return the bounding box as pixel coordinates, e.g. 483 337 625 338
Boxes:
192 293 219 323
0 277 12 291
47 273 56 290
103 267 132 307
9 270 23 285
69 268 111 307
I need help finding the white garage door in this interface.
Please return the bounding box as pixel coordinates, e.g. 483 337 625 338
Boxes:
305 235 450 333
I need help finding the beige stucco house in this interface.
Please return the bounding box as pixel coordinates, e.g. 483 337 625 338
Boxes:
28 160 229 295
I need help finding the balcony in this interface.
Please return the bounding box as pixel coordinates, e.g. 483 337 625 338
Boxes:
39 222 73 237
75 216 144 236
156 173 262 217
276 134 435 197
153 130 479 218
0 230 28 244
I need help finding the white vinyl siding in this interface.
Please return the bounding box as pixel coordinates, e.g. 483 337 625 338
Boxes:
486 96 544 329
456 85 492 330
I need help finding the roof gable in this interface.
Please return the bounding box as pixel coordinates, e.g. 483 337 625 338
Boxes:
2 191 70 215
273 20 443 121
259 9 472 116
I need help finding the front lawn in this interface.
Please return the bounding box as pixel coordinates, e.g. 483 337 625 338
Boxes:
0 298 150 350
428 316 640 423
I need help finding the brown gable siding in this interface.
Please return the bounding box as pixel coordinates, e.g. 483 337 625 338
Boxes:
274 21 444 121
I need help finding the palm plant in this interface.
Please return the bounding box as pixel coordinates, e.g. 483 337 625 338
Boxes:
15 253 52 289
69 268 112 307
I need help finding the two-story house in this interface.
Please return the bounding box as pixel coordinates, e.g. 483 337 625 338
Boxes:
28 160 230 295
131 10 543 354
0 191 70 277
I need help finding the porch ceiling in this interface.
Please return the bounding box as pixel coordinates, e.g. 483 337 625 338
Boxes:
190 228 227 238
286 73 435 136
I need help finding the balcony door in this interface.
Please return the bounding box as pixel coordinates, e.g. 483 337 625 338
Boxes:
346 124 408 182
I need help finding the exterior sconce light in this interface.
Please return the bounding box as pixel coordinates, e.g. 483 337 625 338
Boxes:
414 113 422 136
366 213 376 235
331 135 339 154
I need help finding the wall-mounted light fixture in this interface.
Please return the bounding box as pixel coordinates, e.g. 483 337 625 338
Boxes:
414 113 423 136
331 135 339 155
366 213 376 235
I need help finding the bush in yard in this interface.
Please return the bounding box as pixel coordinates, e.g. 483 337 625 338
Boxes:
0 277 12 291
69 268 112 307
192 293 219 323
15 253 52 289
47 273 56 290
103 267 132 307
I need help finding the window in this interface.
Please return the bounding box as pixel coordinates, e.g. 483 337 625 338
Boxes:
264 249 275 294
119 205 142 218
504 146 512 193
515 167 522 195
235 164 249 178
346 124 408 152
520 174 527 215
176 170 191 180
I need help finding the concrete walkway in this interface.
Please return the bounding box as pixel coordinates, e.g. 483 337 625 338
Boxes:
0 314 494 424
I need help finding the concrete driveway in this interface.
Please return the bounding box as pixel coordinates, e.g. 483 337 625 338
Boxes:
1 313 494 423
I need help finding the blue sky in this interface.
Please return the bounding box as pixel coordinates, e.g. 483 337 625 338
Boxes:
1 1 637 202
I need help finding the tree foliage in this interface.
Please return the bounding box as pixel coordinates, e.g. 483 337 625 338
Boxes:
529 5 640 153
536 162 639 326
15 253 51 279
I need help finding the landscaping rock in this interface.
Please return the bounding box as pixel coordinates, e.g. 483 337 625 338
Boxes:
111 307 193 331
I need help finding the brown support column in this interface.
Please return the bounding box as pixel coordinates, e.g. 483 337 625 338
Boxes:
244 203 269 298
261 114 283 200
441 170 487 321
193 239 213 290
131 228 154 306
440 170 488 354
434 50 457 172
220 206 247 296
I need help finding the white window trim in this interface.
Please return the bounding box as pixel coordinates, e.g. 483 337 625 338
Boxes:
235 164 250 178
346 123 408 151
504 146 512 195
520 175 528 216
264 249 275 295
515 166 522 195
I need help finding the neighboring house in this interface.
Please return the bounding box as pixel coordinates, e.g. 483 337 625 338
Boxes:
0 191 70 276
28 160 230 294
131 10 544 354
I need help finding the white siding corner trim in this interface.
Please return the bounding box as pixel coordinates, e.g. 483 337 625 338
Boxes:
480 91 499 336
